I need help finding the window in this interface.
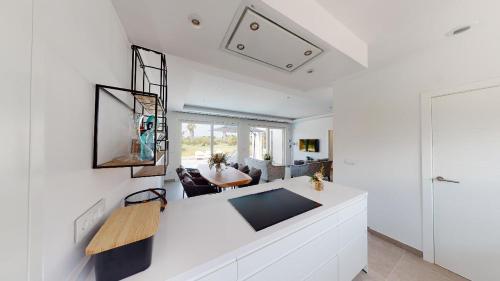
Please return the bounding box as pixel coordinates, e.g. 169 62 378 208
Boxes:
181 122 239 168
249 127 268 160
270 128 284 165
213 124 238 163
249 127 285 164
181 122 212 168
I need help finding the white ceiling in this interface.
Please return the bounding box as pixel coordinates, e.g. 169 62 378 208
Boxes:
112 0 366 90
112 0 498 118
166 54 333 119
317 0 498 70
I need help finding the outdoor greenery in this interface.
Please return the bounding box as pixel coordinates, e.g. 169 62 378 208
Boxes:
181 135 237 157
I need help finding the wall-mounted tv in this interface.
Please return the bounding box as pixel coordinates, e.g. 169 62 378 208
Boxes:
299 139 320 152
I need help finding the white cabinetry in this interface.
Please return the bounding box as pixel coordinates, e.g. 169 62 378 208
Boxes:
195 198 367 281
197 262 237 281
126 178 367 281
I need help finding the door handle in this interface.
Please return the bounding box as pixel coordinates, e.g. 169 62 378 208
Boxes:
434 176 460 184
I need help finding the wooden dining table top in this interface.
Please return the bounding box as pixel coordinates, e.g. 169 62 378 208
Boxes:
198 164 252 188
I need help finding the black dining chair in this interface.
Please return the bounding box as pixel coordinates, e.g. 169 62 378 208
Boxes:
180 177 218 198
238 165 250 174
240 168 262 188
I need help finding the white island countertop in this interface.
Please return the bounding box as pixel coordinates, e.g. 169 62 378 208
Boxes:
125 176 367 281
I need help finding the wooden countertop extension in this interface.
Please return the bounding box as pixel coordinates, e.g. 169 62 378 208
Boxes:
86 201 161 256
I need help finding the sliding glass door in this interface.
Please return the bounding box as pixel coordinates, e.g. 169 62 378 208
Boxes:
181 122 239 167
213 124 238 163
181 122 212 167
249 127 285 164
249 127 268 160
270 128 284 165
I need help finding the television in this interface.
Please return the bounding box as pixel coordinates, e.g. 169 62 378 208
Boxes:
299 139 320 152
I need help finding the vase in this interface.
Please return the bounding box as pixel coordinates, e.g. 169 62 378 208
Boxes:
215 164 222 174
313 180 324 191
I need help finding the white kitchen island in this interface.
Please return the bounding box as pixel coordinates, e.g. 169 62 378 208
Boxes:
125 176 367 281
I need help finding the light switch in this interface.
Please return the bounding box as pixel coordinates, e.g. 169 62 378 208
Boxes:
74 199 105 243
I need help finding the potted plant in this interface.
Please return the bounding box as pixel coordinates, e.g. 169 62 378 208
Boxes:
310 165 325 191
208 153 228 174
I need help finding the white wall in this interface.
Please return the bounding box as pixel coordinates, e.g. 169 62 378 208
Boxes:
166 112 292 180
0 0 32 280
331 23 500 250
29 0 162 280
292 115 333 161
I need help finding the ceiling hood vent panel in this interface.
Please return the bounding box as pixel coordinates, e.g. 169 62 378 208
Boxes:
224 8 323 72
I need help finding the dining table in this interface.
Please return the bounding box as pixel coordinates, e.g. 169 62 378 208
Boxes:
197 164 252 188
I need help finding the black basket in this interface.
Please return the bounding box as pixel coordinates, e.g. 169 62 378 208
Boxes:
124 188 167 211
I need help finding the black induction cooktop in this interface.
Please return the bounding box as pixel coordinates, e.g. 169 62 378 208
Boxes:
228 188 322 231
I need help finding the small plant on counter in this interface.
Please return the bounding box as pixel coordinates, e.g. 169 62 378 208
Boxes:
310 165 325 191
208 153 228 172
263 153 272 161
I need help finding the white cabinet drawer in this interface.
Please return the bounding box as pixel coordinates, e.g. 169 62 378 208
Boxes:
339 211 367 247
244 226 339 281
195 262 237 281
338 234 367 281
238 213 339 279
338 199 367 224
304 256 339 281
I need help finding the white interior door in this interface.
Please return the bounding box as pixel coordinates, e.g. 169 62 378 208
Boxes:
432 86 500 280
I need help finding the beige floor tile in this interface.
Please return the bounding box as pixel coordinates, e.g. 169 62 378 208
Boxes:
387 252 469 281
367 233 406 278
354 270 386 281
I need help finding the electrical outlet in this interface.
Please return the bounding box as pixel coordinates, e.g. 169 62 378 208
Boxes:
74 199 105 243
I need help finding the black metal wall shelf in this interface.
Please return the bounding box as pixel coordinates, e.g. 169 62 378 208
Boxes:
130 45 169 178
93 85 164 168
92 45 168 177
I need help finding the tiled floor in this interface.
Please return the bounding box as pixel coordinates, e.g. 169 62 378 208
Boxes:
354 234 468 281
164 180 468 281
165 180 184 202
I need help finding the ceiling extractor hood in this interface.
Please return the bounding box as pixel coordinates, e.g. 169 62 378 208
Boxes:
222 7 323 72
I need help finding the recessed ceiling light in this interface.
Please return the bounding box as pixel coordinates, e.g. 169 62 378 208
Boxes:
304 50 312 56
191 19 200 26
446 25 472 36
250 22 260 31
307 69 314 74
237 44 245 50
188 14 202 28
286 64 293 68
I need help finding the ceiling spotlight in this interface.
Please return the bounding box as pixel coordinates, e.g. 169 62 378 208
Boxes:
250 22 260 31
191 19 201 26
286 64 293 69
446 25 472 36
237 44 245 50
307 69 314 74
188 15 202 28
304 50 312 56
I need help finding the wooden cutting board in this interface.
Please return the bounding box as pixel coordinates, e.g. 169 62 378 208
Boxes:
86 201 161 256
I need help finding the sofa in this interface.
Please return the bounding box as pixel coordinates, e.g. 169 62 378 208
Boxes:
290 159 333 181
244 157 285 182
